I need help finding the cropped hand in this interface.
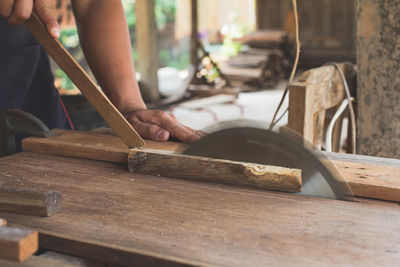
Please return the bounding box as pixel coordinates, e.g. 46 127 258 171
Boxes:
125 109 205 144
0 0 59 38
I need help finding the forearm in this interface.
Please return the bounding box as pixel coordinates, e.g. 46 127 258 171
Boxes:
71 0 145 114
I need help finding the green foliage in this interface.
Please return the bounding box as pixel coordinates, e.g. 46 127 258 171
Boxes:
55 69 75 90
54 0 189 91
59 28 79 48
155 0 176 29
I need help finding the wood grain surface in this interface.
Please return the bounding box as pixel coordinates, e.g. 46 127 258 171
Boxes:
128 148 302 192
0 226 38 262
22 129 400 202
0 152 399 266
0 189 61 217
22 129 186 164
25 13 144 148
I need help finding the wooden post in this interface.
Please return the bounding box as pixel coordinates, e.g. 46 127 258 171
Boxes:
356 0 400 158
135 0 160 103
190 0 198 66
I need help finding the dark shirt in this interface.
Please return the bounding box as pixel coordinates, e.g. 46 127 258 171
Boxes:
0 16 72 130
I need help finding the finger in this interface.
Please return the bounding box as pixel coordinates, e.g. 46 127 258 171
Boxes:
129 116 170 141
7 0 33 25
0 0 15 18
136 110 201 143
34 0 59 38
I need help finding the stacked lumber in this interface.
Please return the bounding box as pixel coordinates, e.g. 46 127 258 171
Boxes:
220 30 294 87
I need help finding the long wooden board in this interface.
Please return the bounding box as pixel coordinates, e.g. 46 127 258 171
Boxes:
0 189 61 217
0 152 399 266
22 129 400 202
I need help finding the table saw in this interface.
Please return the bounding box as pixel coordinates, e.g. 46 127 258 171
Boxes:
0 129 399 266
1 11 399 266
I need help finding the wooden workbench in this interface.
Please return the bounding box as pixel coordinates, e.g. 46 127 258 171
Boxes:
0 148 399 265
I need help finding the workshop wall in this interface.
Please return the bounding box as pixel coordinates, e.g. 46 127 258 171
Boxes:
256 0 356 67
357 0 400 159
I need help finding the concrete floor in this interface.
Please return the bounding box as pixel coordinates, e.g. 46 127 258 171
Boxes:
170 80 288 131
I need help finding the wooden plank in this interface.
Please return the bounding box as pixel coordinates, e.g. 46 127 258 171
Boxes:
135 0 160 102
190 0 198 66
22 129 400 202
24 13 145 149
0 189 61 217
128 149 302 193
0 226 38 262
330 160 400 203
0 218 6 226
22 129 186 164
0 152 399 266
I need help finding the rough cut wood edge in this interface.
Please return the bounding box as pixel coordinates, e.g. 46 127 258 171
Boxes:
128 148 302 193
0 189 61 217
0 226 38 262
25 13 144 148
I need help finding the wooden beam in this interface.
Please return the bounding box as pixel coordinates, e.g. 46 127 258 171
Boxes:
0 189 61 217
0 226 38 262
356 0 400 158
190 0 198 66
128 148 302 192
135 0 160 103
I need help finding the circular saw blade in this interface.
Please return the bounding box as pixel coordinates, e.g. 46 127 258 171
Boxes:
184 120 353 200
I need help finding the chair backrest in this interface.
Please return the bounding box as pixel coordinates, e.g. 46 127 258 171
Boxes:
288 63 356 152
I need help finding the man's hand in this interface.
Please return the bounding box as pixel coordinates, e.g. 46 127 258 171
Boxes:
0 0 59 38
125 109 205 144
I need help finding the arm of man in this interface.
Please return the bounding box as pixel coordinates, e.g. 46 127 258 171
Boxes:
71 0 202 143
0 0 203 143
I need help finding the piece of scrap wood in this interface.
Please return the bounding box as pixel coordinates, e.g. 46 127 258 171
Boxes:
0 189 61 217
128 148 302 192
0 218 6 226
0 226 38 262
330 160 400 202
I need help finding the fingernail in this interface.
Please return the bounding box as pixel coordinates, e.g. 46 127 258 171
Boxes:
52 27 60 38
156 130 169 141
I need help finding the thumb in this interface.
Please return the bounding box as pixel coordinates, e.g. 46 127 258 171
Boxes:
34 0 59 38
